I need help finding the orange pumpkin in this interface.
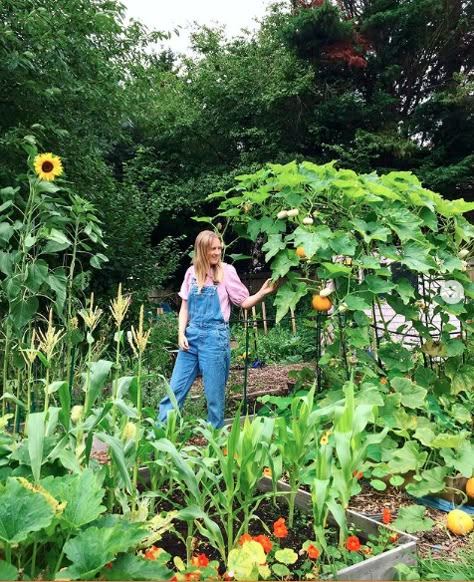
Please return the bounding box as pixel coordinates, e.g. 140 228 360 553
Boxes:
446 509 474 535
296 246 306 259
466 477 474 499
312 294 332 311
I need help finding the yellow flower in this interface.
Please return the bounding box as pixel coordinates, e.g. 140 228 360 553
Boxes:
320 431 331 446
34 153 63 181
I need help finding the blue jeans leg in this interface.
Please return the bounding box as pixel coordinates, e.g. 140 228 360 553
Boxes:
158 343 200 424
199 328 230 428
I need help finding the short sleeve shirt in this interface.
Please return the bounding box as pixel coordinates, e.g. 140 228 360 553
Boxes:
178 263 250 321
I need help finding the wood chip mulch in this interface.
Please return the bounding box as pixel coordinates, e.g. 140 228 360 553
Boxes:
348 482 474 559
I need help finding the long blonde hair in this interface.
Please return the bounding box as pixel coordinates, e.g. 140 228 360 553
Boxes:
193 230 224 292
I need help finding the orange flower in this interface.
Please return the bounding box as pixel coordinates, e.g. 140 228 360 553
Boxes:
104 562 113 570
238 533 253 545
191 553 209 567
382 508 392 524
307 544 320 559
253 535 272 553
362 546 372 556
380 377 388 385
263 467 272 477
144 545 162 561
223 447 228 456
352 470 363 480
185 573 201 581
273 517 288 538
389 533 399 543
345 536 361 551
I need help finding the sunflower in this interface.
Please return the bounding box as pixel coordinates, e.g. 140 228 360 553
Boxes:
34 153 63 181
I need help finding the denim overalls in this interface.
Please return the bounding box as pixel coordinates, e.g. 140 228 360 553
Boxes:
158 277 231 428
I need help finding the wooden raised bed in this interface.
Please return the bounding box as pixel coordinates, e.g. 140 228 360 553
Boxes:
258 477 417 581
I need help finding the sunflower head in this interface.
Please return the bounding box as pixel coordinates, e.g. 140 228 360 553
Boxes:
34 153 63 181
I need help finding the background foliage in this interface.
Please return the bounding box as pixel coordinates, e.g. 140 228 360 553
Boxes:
1 0 473 295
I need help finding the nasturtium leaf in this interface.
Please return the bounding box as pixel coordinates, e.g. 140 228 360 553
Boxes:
272 564 291 577
275 548 298 565
389 475 405 487
0 478 54 544
392 505 435 533
370 479 387 491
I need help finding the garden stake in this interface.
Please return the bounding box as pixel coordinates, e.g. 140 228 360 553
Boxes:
242 313 250 415
370 301 384 369
337 312 350 381
315 311 323 392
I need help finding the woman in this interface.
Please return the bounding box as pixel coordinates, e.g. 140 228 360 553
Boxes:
158 230 276 428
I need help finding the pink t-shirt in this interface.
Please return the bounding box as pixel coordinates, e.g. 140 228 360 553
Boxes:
178 263 250 321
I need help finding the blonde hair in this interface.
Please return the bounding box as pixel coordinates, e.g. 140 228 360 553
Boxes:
193 230 224 292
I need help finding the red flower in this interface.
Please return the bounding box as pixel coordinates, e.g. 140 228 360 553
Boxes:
273 517 288 538
238 533 253 545
345 536 361 551
144 546 161 561
380 377 388 385
253 535 272 553
307 544 320 559
382 508 392 524
191 553 209 567
104 562 113 570
389 533 399 543
352 470 363 480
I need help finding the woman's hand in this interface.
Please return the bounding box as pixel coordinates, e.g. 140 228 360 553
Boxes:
178 332 189 351
259 278 278 297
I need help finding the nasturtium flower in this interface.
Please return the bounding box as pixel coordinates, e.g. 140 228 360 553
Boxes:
253 534 272 553
345 536 361 551
144 545 163 560
307 544 320 559
191 553 209 567
352 470 363 480
382 508 392 524
34 152 63 181
263 467 272 477
273 517 288 538
238 533 253 546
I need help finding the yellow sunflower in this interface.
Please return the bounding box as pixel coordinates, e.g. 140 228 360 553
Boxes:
34 153 63 181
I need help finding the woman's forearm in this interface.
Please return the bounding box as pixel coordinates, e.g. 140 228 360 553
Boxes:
241 291 264 310
178 301 189 335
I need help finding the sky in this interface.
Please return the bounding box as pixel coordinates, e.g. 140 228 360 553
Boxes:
122 0 275 54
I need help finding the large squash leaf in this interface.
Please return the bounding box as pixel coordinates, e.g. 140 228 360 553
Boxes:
103 553 172 581
0 478 54 544
60 522 146 580
42 469 106 529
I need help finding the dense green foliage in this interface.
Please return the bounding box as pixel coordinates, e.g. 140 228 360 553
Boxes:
1 0 473 293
